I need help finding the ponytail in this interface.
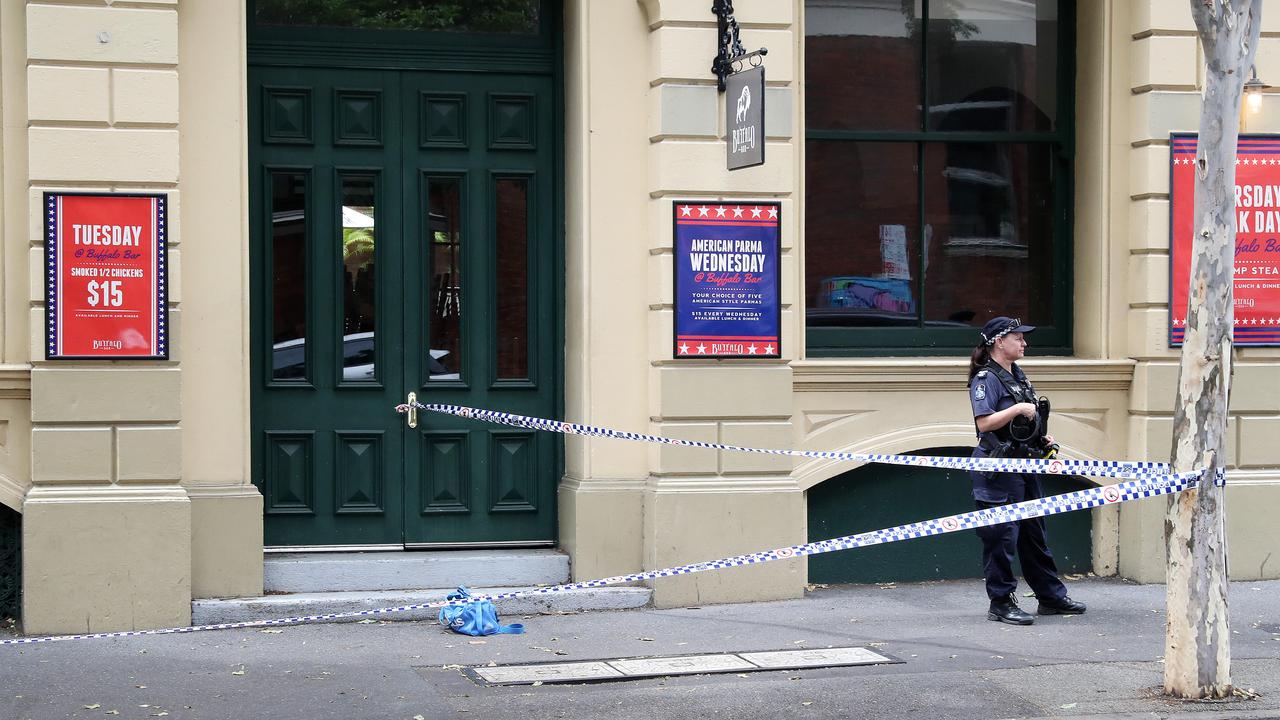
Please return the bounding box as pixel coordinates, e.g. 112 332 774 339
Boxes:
968 343 989 382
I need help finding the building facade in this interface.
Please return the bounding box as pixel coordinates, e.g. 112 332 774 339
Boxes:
0 0 1277 634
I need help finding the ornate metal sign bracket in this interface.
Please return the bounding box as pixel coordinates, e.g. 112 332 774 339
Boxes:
712 0 768 92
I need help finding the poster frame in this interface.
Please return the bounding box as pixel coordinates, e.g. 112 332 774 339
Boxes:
44 191 170 361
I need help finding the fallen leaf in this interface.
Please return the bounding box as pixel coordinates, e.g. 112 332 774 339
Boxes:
83 705 101 710
802 701 813 706
554 650 568 656
639 637 655 642
356 619 378 624
231 667 246 676
532 681 543 687
260 629 283 634
106 712 120 716
737 674 749 678
415 715 426 720
152 713 169 718
468 640 487 645
792 640 807 645
1060 703 1077 709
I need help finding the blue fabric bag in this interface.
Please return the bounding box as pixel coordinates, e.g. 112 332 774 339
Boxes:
437 587 525 636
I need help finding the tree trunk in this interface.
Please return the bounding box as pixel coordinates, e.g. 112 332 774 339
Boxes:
1165 0 1260 700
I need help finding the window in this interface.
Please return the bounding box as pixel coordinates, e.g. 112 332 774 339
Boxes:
805 0 1073 355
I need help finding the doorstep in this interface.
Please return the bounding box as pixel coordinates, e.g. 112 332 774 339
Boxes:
192 585 652 625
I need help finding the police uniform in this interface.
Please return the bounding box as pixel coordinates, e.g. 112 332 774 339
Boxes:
969 358 1068 605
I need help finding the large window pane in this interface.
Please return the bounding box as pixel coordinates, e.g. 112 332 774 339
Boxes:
271 172 308 381
495 178 529 380
255 0 540 34
921 143 1056 326
427 178 463 381
340 175 377 382
805 141 920 327
926 0 1058 132
806 1 921 132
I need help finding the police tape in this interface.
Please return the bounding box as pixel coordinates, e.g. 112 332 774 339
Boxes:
405 402 1177 481
0 404 1212 647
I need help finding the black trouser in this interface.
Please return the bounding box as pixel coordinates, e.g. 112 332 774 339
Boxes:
974 475 1067 602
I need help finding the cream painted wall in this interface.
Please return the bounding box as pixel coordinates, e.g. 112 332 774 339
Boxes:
177 0 261 600
0 0 32 513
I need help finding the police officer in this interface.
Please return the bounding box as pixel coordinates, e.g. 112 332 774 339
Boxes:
968 316 1086 625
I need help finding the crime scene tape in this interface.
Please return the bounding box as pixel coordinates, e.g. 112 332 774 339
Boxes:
0 403 1213 647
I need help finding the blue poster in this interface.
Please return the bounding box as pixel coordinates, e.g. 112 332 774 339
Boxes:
673 201 781 358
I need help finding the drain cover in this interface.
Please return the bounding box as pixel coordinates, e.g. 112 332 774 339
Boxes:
464 646 900 686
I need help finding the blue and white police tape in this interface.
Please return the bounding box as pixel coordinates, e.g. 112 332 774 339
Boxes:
400 401 1180 482
0 403 1212 647
2 466 1201 647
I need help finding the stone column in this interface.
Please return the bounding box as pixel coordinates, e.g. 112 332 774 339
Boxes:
638 0 804 606
22 0 190 633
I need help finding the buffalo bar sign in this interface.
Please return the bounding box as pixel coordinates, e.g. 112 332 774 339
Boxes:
1170 134 1280 346
674 201 780 358
45 192 168 359
726 65 764 170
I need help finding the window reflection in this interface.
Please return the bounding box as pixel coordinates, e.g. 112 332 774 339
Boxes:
805 141 920 328
495 178 529 379
341 175 377 381
806 0 921 132
255 0 540 34
271 172 308 380
926 0 1058 132
922 143 1055 325
428 178 463 381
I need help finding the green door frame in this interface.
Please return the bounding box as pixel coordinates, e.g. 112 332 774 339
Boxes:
247 1 565 548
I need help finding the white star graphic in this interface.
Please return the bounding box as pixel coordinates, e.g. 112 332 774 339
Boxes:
698 206 710 217
715 207 727 218
750 207 762 218
767 207 778 219
763 343 775 354
746 344 758 355
696 343 708 354
733 207 744 218
681 206 692 216
678 343 691 354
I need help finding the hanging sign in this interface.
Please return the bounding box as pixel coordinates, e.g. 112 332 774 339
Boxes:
1170 133 1280 346
45 192 169 359
673 201 780 358
726 65 765 170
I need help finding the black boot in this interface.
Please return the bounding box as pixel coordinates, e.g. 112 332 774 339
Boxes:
988 594 1034 625
1037 596 1087 615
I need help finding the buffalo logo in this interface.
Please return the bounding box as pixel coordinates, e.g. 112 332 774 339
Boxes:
775 547 796 559
942 518 960 531
736 84 751 124
1103 486 1121 503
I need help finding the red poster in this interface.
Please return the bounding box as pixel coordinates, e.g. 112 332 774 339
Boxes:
45 193 168 359
1171 134 1280 346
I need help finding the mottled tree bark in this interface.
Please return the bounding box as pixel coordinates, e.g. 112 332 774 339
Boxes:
1165 0 1261 700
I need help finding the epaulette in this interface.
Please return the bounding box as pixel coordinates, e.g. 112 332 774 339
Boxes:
976 370 988 378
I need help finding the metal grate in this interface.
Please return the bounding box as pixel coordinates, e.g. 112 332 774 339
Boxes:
0 505 19 623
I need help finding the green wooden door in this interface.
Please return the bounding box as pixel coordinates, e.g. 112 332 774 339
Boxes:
250 64 560 547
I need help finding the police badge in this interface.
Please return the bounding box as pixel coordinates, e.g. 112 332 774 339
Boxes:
974 384 987 401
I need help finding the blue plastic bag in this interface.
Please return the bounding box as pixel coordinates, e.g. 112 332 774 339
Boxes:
437 587 524 636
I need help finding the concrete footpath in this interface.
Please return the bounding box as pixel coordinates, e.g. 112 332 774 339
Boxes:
2 576 1278 720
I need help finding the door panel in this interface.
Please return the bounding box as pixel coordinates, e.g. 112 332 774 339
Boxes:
400 71 558 545
250 65 559 547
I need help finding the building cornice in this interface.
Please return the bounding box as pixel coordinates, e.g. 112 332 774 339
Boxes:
792 358 1137 393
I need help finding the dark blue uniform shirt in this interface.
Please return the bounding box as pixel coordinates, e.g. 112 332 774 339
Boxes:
968 362 1037 503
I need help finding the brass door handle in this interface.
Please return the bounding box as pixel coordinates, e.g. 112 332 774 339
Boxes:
407 392 418 428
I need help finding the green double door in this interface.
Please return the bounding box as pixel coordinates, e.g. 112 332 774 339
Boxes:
250 66 560 547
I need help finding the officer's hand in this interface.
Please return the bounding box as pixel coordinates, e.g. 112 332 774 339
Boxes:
1016 402 1038 419
1043 434 1056 446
